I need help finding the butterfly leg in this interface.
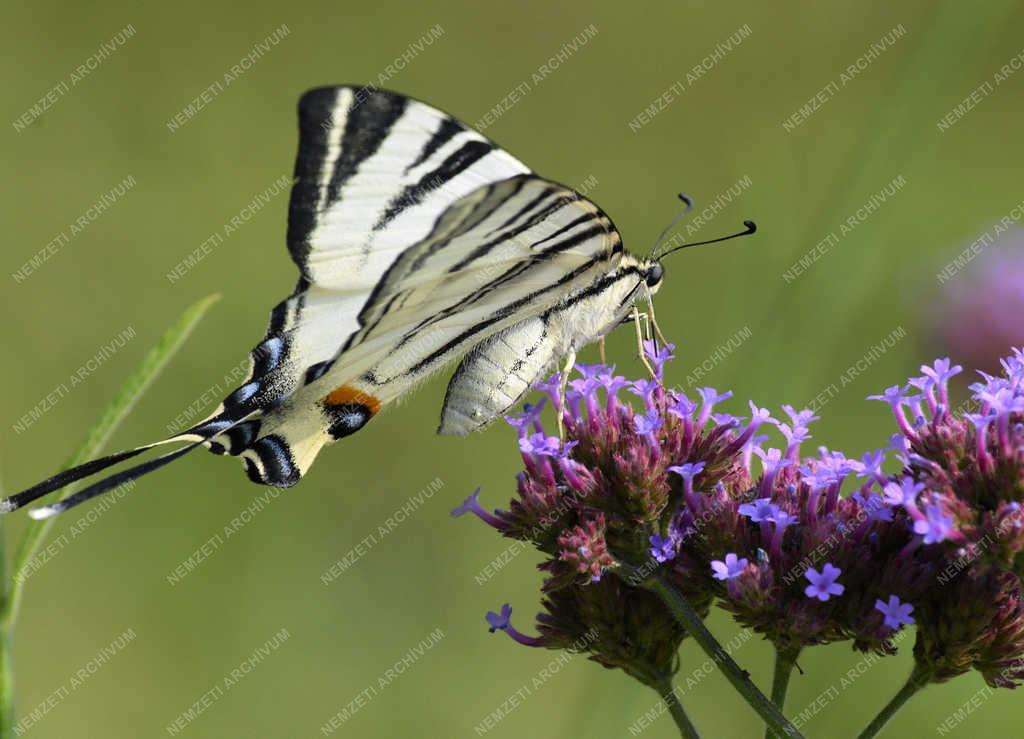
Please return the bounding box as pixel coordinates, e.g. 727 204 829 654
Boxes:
598 336 607 366
644 290 670 348
631 305 658 380
557 350 576 444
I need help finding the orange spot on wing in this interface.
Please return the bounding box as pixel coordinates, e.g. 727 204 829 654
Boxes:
323 385 381 415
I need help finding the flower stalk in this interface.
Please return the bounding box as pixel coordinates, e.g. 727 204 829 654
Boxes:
641 568 804 738
855 667 931 739
653 679 701 739
765 646 801 739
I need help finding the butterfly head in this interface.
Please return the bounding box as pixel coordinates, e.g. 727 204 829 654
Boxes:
644 261 665 290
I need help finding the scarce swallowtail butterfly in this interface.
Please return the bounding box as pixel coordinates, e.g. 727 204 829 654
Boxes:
3 85 755 519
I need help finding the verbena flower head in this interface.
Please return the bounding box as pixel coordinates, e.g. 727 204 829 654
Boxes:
456 345 1024 690
867 350 1024 685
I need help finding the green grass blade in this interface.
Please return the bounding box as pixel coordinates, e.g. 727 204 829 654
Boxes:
1 292 220 631
0 293 219 739
0 471 9 739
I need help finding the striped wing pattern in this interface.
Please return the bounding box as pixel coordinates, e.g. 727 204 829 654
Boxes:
239 175 624 485
339 175 621 377
2 85 635 516
215 86 536 423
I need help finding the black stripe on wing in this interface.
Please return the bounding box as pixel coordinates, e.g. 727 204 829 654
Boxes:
404 117 462 174
373 139 495 233
406 177 534 276
326 91 407 207
446 190 586 273
286 87 409 272
402 258 626 377
342 186 509 354
355 175 566 336
243 434 300 488
486 184 556 237
388 221 615 351
286 89 336 271
266 277 310 337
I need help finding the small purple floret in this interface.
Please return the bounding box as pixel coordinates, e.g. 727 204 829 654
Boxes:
643 340 675 378
738 497 780 523
484 603 543 646
450 487 507 530
711 552 748 580
913 503 955 544
875 595 915 631
519 433 577 458
634 407 664 437
668 462 705 480
649 533 678 563
804 563 845 601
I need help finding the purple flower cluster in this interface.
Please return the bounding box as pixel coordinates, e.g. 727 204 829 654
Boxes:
453 344 1024 689
867 351 1024 684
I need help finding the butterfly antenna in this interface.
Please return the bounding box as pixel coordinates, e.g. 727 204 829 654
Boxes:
657 220 757 260
650 193 694 259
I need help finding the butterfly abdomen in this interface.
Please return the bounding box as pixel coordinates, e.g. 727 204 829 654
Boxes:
438 316 560 436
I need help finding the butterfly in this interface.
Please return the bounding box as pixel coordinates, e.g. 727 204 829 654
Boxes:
2 85 754 519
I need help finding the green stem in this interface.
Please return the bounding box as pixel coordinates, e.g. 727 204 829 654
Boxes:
855 668 930 739
0 295 220 739
0 626 11 739
0 495 11 739
641 569 804 738
765 647 800 739
654 680 700 739
0 294 219 633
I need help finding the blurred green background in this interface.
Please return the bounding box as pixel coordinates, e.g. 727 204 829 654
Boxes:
2 1 1023 736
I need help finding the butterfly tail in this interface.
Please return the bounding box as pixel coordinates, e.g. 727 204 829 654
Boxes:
0 412 257 518
0 446 150 513
25 441 213 519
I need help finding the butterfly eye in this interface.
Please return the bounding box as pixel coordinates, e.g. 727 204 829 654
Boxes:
645 263 664 287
